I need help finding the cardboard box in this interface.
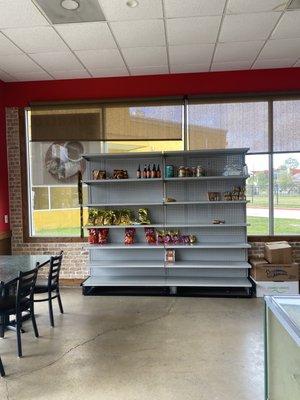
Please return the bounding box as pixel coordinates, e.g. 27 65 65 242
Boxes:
264 241 293 264
254 280 299 298
250 258 299 282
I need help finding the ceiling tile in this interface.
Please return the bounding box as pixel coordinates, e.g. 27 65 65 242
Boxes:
167 16 221 46
0 0 49 29
0 54 43 74
227 0 288 14
55 22 117 51
110 20 165 48
30 51 84 72
169 44 214 65
75 49 126 70
164 0 226 18
259 38 300 59
130 65 169 75
12 70 53 81
122 46 167 67
170 64 209 73
294 59 300 67
98 0 163 21
3 26 68 54
0 32 22 56
214 41 264 63
0 69 15 82
219 13 280 42
253 58 296 69
271 10 300 39
89 66 129 77
211 61 252 71
51 70 91 79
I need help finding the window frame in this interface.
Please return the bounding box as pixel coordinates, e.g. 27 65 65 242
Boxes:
20 93 300 243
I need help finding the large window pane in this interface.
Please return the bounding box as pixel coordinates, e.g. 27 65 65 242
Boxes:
246 154 269 235
274 153 300 235
103 140 183 153
273 100 300 152
188 101 268 153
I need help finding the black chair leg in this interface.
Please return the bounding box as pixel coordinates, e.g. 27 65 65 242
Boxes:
0 316 4 338
57 291 64 314
30 306 39 338
16 315 22 358
0 357 5 377
48 297 54 327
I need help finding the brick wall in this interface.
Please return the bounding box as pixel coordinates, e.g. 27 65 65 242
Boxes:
5 107 300 280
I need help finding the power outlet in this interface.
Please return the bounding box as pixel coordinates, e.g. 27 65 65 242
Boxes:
4 215 8 224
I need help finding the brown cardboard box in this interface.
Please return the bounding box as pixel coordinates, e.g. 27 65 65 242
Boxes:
250 258 299 282
264 241 293 264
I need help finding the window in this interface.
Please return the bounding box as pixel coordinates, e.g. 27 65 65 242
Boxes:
25 97 299 238
26 102 184 237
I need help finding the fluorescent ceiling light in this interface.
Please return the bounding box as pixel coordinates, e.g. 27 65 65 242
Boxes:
61 0 79 10
126 0 139 8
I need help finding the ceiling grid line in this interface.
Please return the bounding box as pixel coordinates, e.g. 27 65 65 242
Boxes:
162 0 171 74
208 0 229 71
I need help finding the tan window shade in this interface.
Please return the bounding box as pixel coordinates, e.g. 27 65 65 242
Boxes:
104 102 182 140
30 106 103 142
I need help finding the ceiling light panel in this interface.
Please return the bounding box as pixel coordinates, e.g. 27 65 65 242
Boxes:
110 19 165 48
271 10 300 39
219 13 281 42
98 0 163 21
164 0 226 18
211 61 253 71
30 51 84 72
122 46 168 67
0 54 44 74
34 0 106 24
0 32 22 56
258 37 300 59
130 65 169 76
0 0 49 29
169 44 214 65
214 41 264 63
3 26 68 54
167 16 221 46
75 49 126 70
89 66 129 77
56 22 117 51
253 58 296 69
226 0 288 14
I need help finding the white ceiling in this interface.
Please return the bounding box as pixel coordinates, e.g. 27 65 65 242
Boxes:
0 0 299 82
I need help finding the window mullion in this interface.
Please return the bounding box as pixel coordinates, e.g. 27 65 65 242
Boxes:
268 100 274 235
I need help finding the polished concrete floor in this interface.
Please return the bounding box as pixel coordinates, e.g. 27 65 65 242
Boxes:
0 289 264 400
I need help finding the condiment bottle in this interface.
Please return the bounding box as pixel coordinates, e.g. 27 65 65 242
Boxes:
151 164 157 178
143 165 147 179
157 164 161 178
147 164 151 179
137 164 141 179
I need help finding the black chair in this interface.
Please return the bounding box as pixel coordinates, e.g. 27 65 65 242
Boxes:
34 252 64 327
0 268 39 358
0 356 5 377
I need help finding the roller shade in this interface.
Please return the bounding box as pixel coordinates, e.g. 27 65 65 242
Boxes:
103 101 183 141
30 105 103 142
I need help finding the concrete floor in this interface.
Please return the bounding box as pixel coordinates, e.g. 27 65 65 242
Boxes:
0 289 264 400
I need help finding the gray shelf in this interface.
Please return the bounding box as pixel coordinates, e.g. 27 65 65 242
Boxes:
166 277 252 287
86 242 250 249
164 200 248 205
85 223 248 229
86 243 164 249
88 260 164 269
165 261 251 269
83 178 163 184
165 175 249 181
85 202 163 207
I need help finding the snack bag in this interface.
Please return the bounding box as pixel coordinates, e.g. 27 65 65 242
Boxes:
145 227 156 244
88 228 98 244
124 228 135 245
138 208 151 224
98 228 109 244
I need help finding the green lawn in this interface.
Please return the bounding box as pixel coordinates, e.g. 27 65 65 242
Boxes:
247 196 300 208
35 217 300 237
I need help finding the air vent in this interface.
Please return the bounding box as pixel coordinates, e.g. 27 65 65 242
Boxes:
287 0 300 10
34 0 106 24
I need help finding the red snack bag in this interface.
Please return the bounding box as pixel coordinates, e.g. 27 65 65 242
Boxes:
98 228 109 244
145 228 156 244
88 229 98 244
124 228 135 245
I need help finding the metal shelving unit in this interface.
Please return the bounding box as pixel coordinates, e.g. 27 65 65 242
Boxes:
81 149 252 295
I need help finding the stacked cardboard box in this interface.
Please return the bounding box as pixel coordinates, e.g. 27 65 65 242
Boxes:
250 242 299 297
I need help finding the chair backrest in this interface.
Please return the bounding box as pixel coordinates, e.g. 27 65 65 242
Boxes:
48 252 63 289
16 268 38 307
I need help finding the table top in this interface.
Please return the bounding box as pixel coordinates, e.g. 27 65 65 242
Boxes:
0 255 52 285
265 296 300 346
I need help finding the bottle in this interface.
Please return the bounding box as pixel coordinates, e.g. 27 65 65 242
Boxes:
151 164 157 179
143 164 147 179
157 164 161 178
147 164 151 179
137 164 141 179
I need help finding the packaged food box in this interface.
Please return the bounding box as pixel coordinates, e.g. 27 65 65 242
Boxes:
250 258 299 282
254 280 299 298
264 241 293 264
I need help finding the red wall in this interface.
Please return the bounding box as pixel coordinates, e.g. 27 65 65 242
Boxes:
1 67 300 233
4 67 300 107
0 80 9 233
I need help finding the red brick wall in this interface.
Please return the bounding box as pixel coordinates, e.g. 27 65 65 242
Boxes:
0 82 9 233
6 107 300 279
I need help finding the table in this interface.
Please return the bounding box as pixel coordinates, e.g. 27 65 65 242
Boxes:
264 296 300 400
